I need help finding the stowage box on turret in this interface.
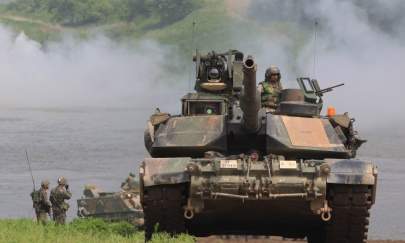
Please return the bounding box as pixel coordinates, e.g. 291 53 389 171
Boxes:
140 50 377 243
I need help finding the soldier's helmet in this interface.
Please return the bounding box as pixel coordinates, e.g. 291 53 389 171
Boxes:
41 180 50 188
265 66 281 81
57 176 67 185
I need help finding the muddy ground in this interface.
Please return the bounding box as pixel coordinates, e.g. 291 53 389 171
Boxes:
197 237 405 243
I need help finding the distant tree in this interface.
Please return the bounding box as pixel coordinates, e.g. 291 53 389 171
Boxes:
126 0 150 20
147 0 196 24
6 0 199 26
48 0 113 25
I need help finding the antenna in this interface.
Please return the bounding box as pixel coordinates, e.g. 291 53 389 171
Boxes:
25 149 36 191
313 18 319 78
189 21 197 91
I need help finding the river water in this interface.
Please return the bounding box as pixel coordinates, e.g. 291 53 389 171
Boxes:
0 107 403 240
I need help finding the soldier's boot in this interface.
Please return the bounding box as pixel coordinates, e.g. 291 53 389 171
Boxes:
54 212 66 225
38 212 48 224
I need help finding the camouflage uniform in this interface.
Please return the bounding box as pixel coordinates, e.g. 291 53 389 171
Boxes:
258 66 283 112
50 177 72 224
31 180 51 224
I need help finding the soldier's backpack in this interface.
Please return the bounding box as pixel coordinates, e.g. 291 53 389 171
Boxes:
30 190 41 208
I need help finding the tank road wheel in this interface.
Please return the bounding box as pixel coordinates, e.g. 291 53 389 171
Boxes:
308 185 372 243
143 184 187 241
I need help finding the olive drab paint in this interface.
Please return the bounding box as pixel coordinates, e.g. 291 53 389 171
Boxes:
76 175 144 227
139 50 377 242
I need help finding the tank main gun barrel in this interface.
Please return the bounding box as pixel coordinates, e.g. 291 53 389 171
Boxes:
240 56 260 133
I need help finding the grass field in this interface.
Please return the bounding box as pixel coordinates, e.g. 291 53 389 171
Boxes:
0 218 195 243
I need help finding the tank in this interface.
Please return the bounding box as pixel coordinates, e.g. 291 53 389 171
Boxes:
77 175 144 227
139 50 377 242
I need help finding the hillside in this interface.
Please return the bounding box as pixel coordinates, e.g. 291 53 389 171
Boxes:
0 0 222 44
0 0 309 55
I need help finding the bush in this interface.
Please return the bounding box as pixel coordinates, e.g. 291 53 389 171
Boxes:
5 0 200 26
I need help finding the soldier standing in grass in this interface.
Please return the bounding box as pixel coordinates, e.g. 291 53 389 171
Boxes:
121 172 139 192
50 176 72 224
30 180 52 224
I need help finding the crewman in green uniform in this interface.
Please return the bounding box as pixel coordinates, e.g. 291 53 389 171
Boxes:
50 176 72 224
257 66 283 112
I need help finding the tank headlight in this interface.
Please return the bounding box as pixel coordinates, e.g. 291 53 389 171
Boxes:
186 163 199 174
320 164 331 175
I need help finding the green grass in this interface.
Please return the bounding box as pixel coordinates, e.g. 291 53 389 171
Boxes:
0 17 62 44
0 219 196 243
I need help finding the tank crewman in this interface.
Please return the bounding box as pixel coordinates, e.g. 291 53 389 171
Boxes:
257 66 283 112
30 180 52 224
50 176 72 224
121 172 139 192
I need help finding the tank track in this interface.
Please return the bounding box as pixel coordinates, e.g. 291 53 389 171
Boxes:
143 184 187 240
308 184 372 243
143 184 371 242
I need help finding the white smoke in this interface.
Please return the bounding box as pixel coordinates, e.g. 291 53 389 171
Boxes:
243 0 405 128
297 0 405 128
0 26 187 112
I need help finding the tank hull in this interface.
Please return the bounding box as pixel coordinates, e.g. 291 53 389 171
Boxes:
141 157 377 242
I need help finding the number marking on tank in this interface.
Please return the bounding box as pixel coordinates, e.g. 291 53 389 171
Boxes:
220 160 238 169
279 160 298 169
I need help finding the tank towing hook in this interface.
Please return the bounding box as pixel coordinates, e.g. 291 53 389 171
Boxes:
319 200 332 222
184 199 195 220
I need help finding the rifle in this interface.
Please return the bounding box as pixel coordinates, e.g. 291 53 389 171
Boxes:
316 83 344 96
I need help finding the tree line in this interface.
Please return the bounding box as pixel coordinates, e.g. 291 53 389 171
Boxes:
6 0 199 26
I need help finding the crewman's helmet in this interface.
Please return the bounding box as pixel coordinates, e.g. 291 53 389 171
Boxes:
265 66 281 81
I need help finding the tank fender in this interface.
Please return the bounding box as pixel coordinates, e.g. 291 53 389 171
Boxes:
327 160 377 185
140 158 191 187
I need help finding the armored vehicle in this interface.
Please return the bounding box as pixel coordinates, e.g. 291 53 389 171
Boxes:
140 50 377 242
77 176 144 227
